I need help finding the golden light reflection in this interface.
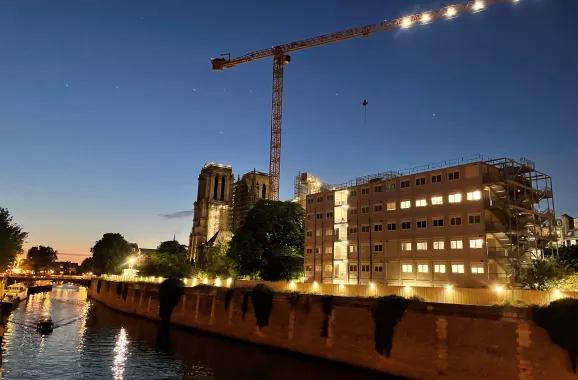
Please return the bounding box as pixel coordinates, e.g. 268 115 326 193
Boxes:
112 328 129 379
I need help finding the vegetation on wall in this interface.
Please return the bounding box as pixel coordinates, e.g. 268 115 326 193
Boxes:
372 295 411 357
320 296 334 338
228 200 304 281
251 284 274 328
532 298 578 372
158 278 184 324
224 288 235 311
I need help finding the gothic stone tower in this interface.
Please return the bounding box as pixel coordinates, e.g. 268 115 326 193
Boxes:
232 170 271 231
189 163 234 262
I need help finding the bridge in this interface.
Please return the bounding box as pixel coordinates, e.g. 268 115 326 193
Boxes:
1 274 92 287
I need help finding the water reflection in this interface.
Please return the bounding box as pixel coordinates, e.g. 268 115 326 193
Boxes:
1 288 398 380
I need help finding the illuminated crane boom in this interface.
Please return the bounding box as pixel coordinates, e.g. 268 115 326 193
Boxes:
212 0 520 200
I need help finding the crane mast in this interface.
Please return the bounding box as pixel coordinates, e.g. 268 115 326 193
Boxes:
211 0 520 200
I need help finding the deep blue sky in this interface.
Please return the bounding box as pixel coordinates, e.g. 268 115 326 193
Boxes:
1 0 577 261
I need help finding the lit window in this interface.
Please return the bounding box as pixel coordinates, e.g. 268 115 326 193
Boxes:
466 190 482 201
325 247 333 254
434 264 446 273
326 229 333 236
451 264 465 273
386 201 396 211
349 245 357 253
316 229 321 237
400 200 411 209
417 264 429 273
315 248 320 254
448 193 462 203
401 242 412 251
325 264 333 272
315 265 321 272
471 264 485 274
416 199 427 207
431 196 443 205
387 183 396 190
450 240 463 249
469 239 484 249
433 240 445 250
402 264 413 273
416 241 428 251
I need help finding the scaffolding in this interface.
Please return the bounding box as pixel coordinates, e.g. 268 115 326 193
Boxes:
293 172 326 207
482 157 556 280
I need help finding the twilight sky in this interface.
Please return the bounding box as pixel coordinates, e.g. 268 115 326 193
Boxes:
1 0 577 262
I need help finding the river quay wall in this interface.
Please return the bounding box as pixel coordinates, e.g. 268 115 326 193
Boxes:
89 279 573 380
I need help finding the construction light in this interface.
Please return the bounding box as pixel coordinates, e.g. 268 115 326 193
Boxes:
493 284 504 294
445 284 454 291
400 17 413 29
445 6 458 18
472 0 486 12
420 12 433 24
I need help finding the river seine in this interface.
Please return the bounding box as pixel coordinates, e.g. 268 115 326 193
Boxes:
0 287 393 379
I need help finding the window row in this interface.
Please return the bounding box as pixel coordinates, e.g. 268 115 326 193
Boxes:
305 262 486 275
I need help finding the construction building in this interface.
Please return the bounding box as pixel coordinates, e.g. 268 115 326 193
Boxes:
232 170 271 231
293 172 325 208
303 157 556 288
556 213 578 247
188 163 234 262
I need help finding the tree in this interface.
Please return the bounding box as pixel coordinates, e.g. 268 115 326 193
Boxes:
91 233 133 275
229 200 304 281
517 259 564 290
27 245 58 273
195 243 236 277
78 257 94 274
139 240 191 278
0 207 28 269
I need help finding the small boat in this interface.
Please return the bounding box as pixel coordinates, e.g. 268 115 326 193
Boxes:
36 317 54 334
3 283 28 303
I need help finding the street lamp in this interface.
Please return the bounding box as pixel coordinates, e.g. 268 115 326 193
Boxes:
127 256 137 270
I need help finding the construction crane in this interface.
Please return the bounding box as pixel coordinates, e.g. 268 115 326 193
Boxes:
212 0 522 200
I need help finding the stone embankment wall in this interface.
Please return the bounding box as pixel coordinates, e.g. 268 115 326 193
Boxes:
89 279 574 380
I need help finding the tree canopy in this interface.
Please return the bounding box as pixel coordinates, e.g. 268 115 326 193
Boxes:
27 245 58 272
78 257 94 274
91 233 133 275
0 207 28 269
195 243 236 278
139 240 191 278
229 200 304 281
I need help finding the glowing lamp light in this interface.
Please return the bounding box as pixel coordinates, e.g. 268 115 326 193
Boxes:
472 1 485 12
338 283 345 291
404 285 412 291
288 280 297 290
445 284 454 291
312 281 319 291
214 277 222 287
445 6 458 18
420 12 433 24
203 277 209 285
369 282 376 289
400 17 413 29
493 285 504 294
226 277 233 287
553 288 562 298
